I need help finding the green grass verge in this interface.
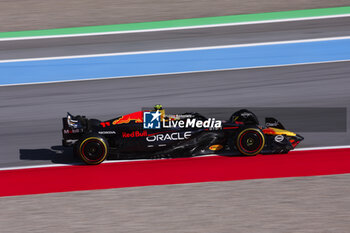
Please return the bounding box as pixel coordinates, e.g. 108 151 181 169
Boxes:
1 6 350 39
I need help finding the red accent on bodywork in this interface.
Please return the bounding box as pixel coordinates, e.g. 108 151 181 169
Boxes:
223 127 239 130
291 141 301 148
100 122 111 127
262 128 276 134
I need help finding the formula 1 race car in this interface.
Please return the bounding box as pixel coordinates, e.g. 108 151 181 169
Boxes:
62 106 303 165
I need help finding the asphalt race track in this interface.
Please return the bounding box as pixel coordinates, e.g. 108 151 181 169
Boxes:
0 61 349 168
1 16 350 233
1 17 350 60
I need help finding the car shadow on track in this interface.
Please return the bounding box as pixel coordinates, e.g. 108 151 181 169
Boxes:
19 146 80 165
19 147 259 165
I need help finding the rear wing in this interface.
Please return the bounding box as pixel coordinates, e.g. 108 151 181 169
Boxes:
62 112 87 146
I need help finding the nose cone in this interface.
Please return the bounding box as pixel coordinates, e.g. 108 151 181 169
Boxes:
291 134 304 148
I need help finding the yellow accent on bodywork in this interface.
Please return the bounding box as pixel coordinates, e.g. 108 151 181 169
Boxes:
264 127 296 136
209 144 223 151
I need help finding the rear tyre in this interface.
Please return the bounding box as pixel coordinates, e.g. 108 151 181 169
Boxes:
236 128 265 156
75 134 109 165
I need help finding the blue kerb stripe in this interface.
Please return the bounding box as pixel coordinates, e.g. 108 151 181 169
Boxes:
1 39 350 85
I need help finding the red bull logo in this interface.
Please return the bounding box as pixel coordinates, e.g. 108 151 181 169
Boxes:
113 111 143 125
122 130 148 138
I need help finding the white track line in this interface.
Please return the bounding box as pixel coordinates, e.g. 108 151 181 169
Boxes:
1 58 350 88
1 35 350 63
0 145 349 172
1 14 350 42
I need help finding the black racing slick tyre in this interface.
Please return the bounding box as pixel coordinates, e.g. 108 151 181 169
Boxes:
75 134 109 165
236 128 265 156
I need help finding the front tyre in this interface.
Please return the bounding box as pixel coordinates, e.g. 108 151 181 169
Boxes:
76 134 109 165
236 128 265 156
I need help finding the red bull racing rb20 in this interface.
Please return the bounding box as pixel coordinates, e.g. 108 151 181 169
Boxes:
62 106 303 165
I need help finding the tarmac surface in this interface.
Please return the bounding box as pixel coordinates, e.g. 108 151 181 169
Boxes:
1 17 350 60
0 61 349 168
